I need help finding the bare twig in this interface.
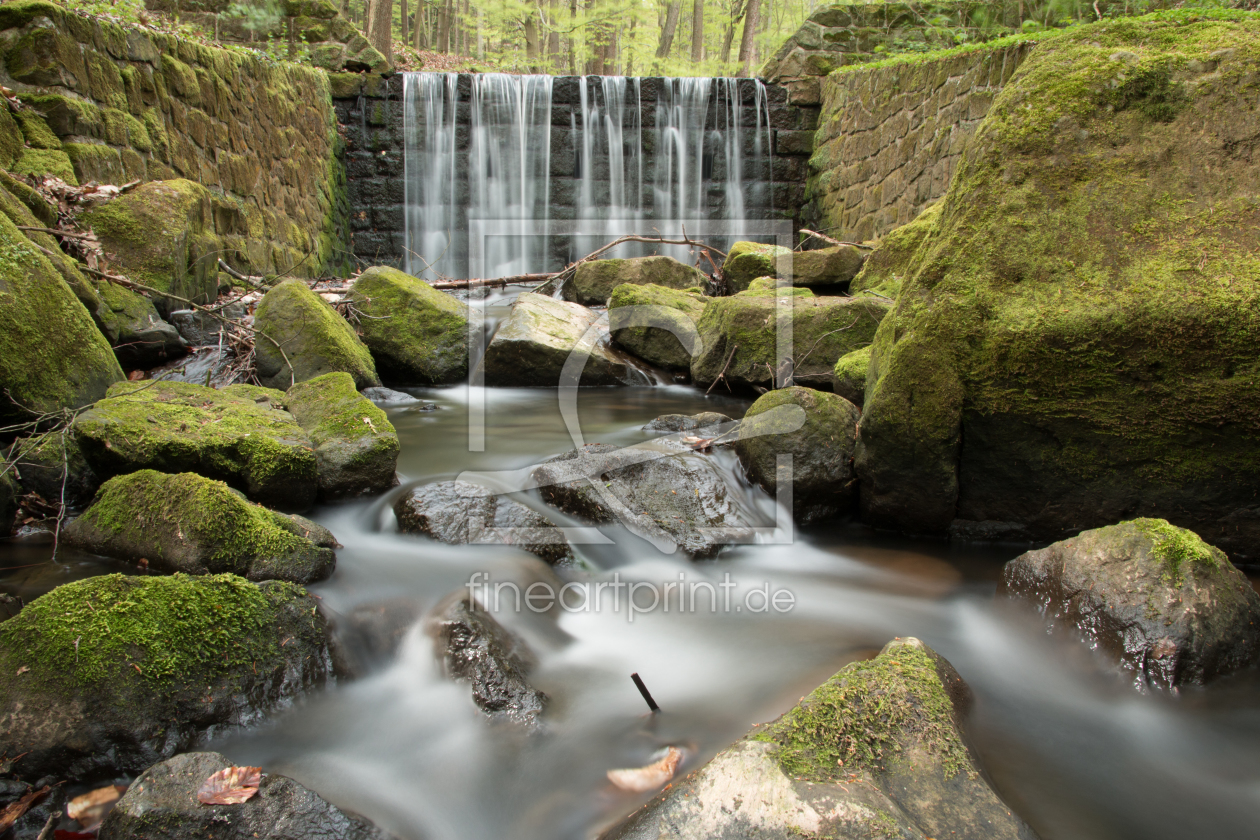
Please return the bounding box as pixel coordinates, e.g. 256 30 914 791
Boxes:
705 343 739 395
217 258 264 288
798 229 873 250
16 225 97 241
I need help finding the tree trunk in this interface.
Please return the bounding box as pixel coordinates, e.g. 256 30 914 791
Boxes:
657 0 681 58
414 1 426 49
368 0 394 64
690 0 704 62
547 0 560 62
738 0 760 76
438 0 451 51
721 1 744 64
524 13 539 62
400 0 408 47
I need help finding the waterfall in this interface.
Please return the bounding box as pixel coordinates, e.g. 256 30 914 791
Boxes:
401 73 772 280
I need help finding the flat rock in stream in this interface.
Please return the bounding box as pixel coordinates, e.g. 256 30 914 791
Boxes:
531 443 751 557
479 293 649 387
98 751 393 840
426 593 548 727
0 573 333 782
602 638 1036 840
997 518 1260 689
394 480 573 564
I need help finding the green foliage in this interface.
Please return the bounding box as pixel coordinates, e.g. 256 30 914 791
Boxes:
1130 517 1224 586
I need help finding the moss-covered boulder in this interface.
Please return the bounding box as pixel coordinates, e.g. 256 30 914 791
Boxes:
608 283 706 372
855 16 1260 554
285 372 398 500
779 244 865 289
73 380 318 511
6 431 98 509
91 279 188 370
832 344 870 406
253 279 380 390
81 180 221 316
998 519 1260 690
480 293 648 387
63 471 337 583
602 637 1032 840
0 211 123 421
722 241 792 293
564 255 707 307
347 266 471 384
736 387 861 524
0 573 333 782
690 291 888 391
850 202 941 299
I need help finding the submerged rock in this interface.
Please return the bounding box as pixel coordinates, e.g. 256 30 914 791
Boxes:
253 279 380 390
361 386 423 405
531 443 751 557
831 344 870 406
722 241 792 293
427 593 548 726
0 573 333 782
349 265 472 384
286 372 399 500
565 255 707 307
608 283 706 372
778 244 866 289
997 519 1260 689
736 387 861 524
73 380 318 512
395 480 572 564
603 638 1035 840
642 412 735 433
98 751 393 840
480 293 648 387
6 431 99 509
63 471 337 584
690 292 887 391
327 598 425 678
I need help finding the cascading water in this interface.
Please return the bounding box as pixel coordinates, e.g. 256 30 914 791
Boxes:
402 73 773 280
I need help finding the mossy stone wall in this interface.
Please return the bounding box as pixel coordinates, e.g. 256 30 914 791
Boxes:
0 1 349 277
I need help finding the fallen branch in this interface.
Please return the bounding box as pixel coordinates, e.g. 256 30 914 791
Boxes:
217 258 265 289
799 229 873 250
16 225 97 241
429 273 554 290
705 343 739 395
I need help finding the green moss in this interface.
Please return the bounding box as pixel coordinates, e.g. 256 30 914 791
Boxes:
850 202 942 298
1130 517 1224 587
285 372 390 441
832 344 871 404
254 279 379 389
12 147 77 184
14 109 60 150
63 142 125 184
761 640 973 781
738 276 814 298
723 241 792 293
348 267 469 385
608 283 707 371
0 572 285 688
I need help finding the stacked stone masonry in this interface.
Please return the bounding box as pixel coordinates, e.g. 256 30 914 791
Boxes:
804 39 1036 242
0 1 348 276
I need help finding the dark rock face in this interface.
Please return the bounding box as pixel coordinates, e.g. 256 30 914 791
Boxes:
531 443 752 557
735 387 860 524
997 519 1260 690
0 469 17 537
327 598 425 679
0 574 334 782
426 594 547 726
97 752 393 840
0 780 66 840
602 638 1035 840
93 281 188 371
394 480 572 565
6 432 99 509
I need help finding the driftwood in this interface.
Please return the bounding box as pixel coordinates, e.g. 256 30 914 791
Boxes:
798 228 874 250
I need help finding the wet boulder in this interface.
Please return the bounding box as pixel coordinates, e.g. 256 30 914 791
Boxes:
722 241 792 293
361 386 424 405
531 443 751 557
286 372 399 500
7 431 100 509
348 265 472 385
603 638 1034 840
80 180 221 317
91 280 188 370
253 279 380 390
395 480 572 565
997 519 1260 690
73 380 318 512
426 593 548 726
778 244 866 290
832 344 870 406
0 573 333 782
690 291 888 391
480 293 649 387
98 751 393 840
643 412 735 433
736 387 861 524
564 255 707 307
608 283 706 372
62 471 337 584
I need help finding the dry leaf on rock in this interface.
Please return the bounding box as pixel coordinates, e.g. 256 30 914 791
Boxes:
197 766 262 805
607 746 683 792
67 784 127 829
0 785 49 832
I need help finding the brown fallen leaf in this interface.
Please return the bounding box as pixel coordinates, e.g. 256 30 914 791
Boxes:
197 765 262 805
0 785 50 832
67 783 127 830
607 746 683 792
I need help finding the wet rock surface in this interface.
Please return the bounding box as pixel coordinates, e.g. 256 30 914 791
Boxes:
92 280 188 370
394 480 572 564
63 470 337 583
736 387 861 524
426 594 548 726
286 372 400 500
602 638 1036 840
98 751 393 840
531 443 751 557
997 519 1260 689
327 598 425 679
0 574 333 782
0 780 66 840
